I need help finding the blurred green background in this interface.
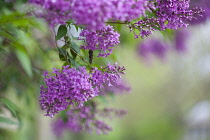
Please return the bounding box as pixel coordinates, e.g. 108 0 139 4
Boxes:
1 1 210 140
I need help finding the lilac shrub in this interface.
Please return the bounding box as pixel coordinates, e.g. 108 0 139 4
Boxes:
26 0 204 136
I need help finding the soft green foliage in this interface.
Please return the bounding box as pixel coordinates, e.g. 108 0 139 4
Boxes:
0 98 20 118
56 25 67 40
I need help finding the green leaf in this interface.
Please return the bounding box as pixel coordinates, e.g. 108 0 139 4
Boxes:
0 116 18 125
75 25 79 32
70 42 80 59
0 98 20 118
58 47 67 56
71 42 79 50
69 56 80 68
63 61 70 66
14 45 33 78
69 57 76 66
59 53 66 61
56 25 67 40
0 1 13 9
58 47 67 61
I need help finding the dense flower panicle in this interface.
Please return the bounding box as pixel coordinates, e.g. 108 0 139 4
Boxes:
29 0 149 30
71 0 112 30
155 0 203 30
39 66 97 117
110 0 148 22
72 0 148 30
80 25 120 57
29 0 72 27
133 0 203 37
138 39 169 61
52 101 127 136
40 63 126 117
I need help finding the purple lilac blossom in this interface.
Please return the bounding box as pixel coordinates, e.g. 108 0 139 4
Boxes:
30 0 149 30
133 0 203 37
138 39 169 62
79 25 120 57
52 101 127 136
174 30 189 53
92 63 126 88
39 66 96 117
110 0 148 22
155 0 203 30
71 0 112 31
71 0 149 30
131 17 160 38
29 0 72 27
40 63 126 117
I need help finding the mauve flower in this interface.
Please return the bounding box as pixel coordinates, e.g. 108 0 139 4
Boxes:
40 63 126 117
39 66 96 117
133 0 203 37
29 0 72 27
79 25 120 57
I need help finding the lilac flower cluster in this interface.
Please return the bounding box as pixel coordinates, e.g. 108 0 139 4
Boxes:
155 0 203 30
29 0 72 27
39 66 96 117
133 0 203 37
40 63 126 117
111 0 148 22
91 63 126 88
52 101 127 136
138 39 169 62
71 0 111 31
71 0 148 30
80 25 120 57
131 17 160 38
29 0 148 29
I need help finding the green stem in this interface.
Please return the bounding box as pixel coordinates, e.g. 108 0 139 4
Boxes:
69 47 92 68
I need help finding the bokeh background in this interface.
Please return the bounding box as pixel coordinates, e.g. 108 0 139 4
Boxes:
1 1 210 140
